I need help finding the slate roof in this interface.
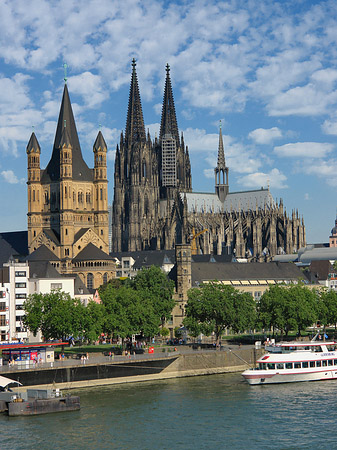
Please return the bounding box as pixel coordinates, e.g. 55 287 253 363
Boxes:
112 249 176 269
190 261 305 285
0 235 18 267
26 245 60 262
41 84 93 183
0 231 28 258
74 228 90 242
73 243 113 261
181 188 274 214
29 261 62 279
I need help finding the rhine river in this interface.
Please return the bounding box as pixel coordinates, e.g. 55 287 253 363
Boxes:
1 373 336 450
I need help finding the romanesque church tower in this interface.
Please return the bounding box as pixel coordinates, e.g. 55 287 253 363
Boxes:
27 79 115 288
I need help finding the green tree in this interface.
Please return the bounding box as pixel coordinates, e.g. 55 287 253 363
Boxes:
23 290 78 341
183 282 256 346
132 266 175 328
318 289 337 333
258 284 318 336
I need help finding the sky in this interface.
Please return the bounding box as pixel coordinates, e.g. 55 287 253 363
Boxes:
0 0 337 244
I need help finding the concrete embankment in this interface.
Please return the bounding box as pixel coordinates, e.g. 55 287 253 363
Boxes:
9 347 263 391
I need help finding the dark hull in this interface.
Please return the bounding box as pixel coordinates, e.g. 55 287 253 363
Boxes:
7 396 80 416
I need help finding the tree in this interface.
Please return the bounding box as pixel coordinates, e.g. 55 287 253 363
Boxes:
183 282 256 346
258 284 318 336
318 289 337 332
23 290 80 341
131 266 175 328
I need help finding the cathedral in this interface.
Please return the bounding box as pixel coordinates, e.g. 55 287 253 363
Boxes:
112 61 306 260
26 79 115 289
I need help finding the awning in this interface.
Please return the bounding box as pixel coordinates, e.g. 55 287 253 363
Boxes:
0 375 22 389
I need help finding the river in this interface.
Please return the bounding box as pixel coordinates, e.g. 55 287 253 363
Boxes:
1 373 336 450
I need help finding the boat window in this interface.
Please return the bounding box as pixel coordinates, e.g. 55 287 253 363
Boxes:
259 363 267 370
302 361 308 368
276 363 284 370
328 360 333 366
294 362 301 369
316 361 322 367
322 360 327 367
310 361 315 368
285 363 293 369
267 363 275 369
334 360 337 365
315 346 322 352
304 346 310 351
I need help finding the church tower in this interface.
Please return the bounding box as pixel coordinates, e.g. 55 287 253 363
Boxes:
27 75 113 288
111 59 160 252
214 122 229 203
159 64 192 197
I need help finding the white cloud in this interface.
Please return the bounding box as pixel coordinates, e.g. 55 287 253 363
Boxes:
274 142 334 158
237 168 288 189
322 120 337 135
248 127 282 144
1 170 24 184
301 158 337 187
67 72 106 109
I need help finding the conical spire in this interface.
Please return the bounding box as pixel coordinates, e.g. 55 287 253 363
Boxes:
160 63 179 144
217 121 226 168
26 132 41 154
93 130 107 151
125 58 146 145
42 83 92 182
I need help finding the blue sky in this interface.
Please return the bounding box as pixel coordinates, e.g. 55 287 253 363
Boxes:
0 0 336 244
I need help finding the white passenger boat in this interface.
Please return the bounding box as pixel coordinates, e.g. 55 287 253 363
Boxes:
242 339 337 385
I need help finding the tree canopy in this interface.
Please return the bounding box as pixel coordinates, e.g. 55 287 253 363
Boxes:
257 284 318 336
183 282 256 345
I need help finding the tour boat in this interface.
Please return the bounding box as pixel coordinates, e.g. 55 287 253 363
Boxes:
242 338 337 385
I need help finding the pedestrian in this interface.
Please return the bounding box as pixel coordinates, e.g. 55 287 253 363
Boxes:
86 352 89 361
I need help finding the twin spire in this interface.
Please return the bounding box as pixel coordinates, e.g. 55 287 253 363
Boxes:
125 59 180 147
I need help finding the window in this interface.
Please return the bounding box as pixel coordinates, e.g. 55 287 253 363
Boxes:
15 271 26 277
0 315 6 326
294 362 301 369
322 360 327 367
87 273 94 290
328 360 333 366
0 302 6 312
302 362 308 368
15 294 26 299
100 189 103 201
310 361 315 367
16 305 24 310
51 283 62 290
316 361 321 367
267 363 275 369
103 273 108 284
123 260 130 269
276 363 284 370
15 283 26 288
285 363 293 369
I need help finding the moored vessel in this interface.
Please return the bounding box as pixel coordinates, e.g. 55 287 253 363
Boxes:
0 376 80 416
242 337 337 385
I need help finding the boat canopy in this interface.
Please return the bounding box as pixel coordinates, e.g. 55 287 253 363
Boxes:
0 375 22 389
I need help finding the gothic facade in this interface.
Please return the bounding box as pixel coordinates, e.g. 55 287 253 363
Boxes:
27 82 115 288
111 60 306 260
112 60 305 261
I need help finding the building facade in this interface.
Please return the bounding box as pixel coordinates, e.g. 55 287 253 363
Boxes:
26 81 115 289
112 61 305 260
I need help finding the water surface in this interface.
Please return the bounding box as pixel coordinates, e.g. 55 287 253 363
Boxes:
1 374 335 450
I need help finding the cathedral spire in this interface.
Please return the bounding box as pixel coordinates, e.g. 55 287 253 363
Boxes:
42 83 91 182
160 63 179 144
125 58 146 145
217 120 226 168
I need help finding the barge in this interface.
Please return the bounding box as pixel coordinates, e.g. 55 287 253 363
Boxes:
0 376 80 416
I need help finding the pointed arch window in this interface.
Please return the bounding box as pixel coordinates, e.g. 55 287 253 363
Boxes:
142 160 147 178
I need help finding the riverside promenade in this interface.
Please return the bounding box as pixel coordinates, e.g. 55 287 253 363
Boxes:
1 345 263 390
